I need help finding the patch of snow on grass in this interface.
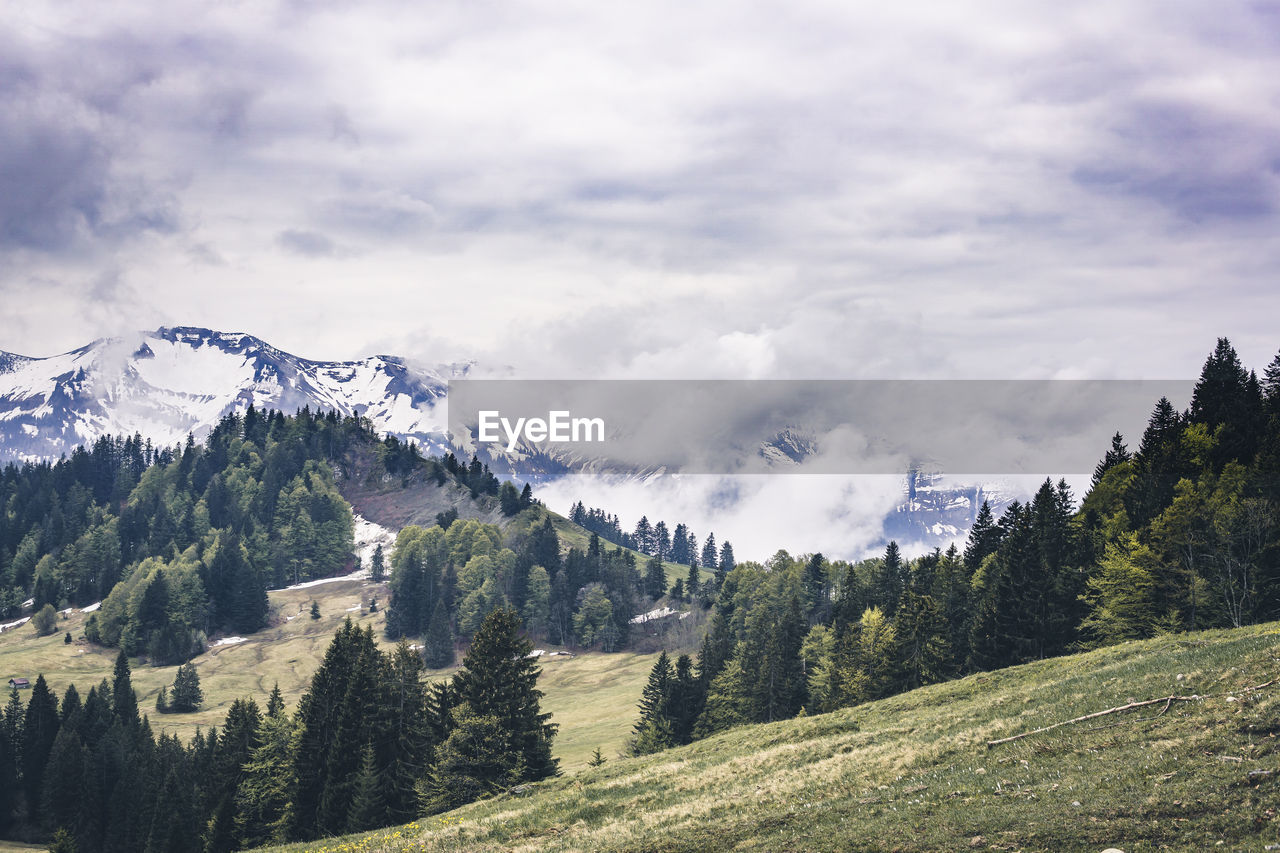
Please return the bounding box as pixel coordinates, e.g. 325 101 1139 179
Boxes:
630 606 681 624
272 575 361 592
212 636 247 647
353 513 397 573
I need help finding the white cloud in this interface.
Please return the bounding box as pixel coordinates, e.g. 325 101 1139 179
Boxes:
0 0 1277 379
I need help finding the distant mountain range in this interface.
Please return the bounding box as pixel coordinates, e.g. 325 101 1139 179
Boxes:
0 327 459 462
0 327 1009 550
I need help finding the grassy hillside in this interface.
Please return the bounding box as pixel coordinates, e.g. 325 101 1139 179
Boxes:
262 621 1280 853
0 578 661 770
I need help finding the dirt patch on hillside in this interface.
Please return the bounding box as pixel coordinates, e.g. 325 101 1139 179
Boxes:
334 448 508 532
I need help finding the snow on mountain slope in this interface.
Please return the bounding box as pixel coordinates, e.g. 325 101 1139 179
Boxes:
0 327 461 462
0 327 1012 554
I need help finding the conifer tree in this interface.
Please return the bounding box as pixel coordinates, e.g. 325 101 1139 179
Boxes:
234 710 297 848
892 589 952 690
346 742 384 832
878 541 905 616
370 544 385 583
654 521 671 561
423 597 455 669
753 596 807 722
643 556 667 600
41 725 85 835
170 663 203 712
417 706 512 813
266 683 285 718
631 651 672 753
22 674 60 825
802 553 827 623
1092 432 1131 488
700 534 717 577
963 501 1000 573
206 698 262 853
451 608 558 783
665 654 700 745
0 691 16 834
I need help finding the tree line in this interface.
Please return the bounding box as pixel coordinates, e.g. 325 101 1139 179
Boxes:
0 609 554 852
630 338 1280 753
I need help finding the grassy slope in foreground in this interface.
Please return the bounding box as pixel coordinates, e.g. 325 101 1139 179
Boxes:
266 622 1280 853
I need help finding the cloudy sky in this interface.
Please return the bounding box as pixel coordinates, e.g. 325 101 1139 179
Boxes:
3 0 1280 380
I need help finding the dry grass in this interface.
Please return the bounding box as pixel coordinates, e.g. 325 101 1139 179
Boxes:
0 579 659 769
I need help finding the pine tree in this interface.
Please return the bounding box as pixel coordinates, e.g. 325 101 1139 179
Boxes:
0 690 17 835
234 711 297 848
1092 432 1131 488
632 651 673 752
753 596 807 722
692 655 751 738
633 516 653 554
1126 397 1187 528
22 674 60 825
643 556 667 600
700 534 717 577
802 553 827 623
685 562 700 600
670 524 689 566
423 597 455 669
170 663 203 712
370 544 385 583
1257 348 1280 421
417 706 513 813
878 541 905 616
587 746 606 767
346 742 384 832
654 521 671 562
451 608 558 783
155 685 168 713
665 654 700 745
41 725 85 835
310 600 321 620
963 501 1000 573
206 698 262 852
892 589 951 690
266 683 285 718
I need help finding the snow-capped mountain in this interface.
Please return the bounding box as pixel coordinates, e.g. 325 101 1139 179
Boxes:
0 327 1012 553
0 327 460 462
883 469 1013 549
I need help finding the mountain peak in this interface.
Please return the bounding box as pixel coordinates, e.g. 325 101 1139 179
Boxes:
0 327 453 463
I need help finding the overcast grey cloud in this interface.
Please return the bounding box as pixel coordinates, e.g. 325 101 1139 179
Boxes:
1 0 1278 379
